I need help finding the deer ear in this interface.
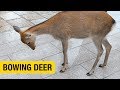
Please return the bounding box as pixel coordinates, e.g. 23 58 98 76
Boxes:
13 26 22 33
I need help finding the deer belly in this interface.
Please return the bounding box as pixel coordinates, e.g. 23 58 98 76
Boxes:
70 30 90 39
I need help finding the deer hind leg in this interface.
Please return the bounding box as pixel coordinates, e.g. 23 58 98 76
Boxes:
60 39 69 73
99 38 112 67
86 37 104 76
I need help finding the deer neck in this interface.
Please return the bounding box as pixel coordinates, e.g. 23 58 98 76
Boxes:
26 22 53 36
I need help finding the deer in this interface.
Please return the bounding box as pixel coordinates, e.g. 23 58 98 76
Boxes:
13 11 116 76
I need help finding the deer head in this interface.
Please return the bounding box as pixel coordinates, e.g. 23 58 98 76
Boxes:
13 26 36 50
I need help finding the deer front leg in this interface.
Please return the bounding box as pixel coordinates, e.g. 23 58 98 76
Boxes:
60 39 69 73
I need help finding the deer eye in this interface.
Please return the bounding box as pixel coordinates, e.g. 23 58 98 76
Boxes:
27 42 30 45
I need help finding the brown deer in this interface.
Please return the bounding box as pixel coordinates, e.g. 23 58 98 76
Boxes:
13 11 116 76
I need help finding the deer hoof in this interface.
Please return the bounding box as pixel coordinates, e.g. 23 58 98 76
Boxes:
86 71 94 76
99 64 106 68
62 63 64 66
60 65 68 73
60 67 67 73
60 70 65 73
86 72 92 76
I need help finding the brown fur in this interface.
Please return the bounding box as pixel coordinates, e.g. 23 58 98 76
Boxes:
13 11 115 76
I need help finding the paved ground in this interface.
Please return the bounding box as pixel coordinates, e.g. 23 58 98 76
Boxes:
0 11 120 79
